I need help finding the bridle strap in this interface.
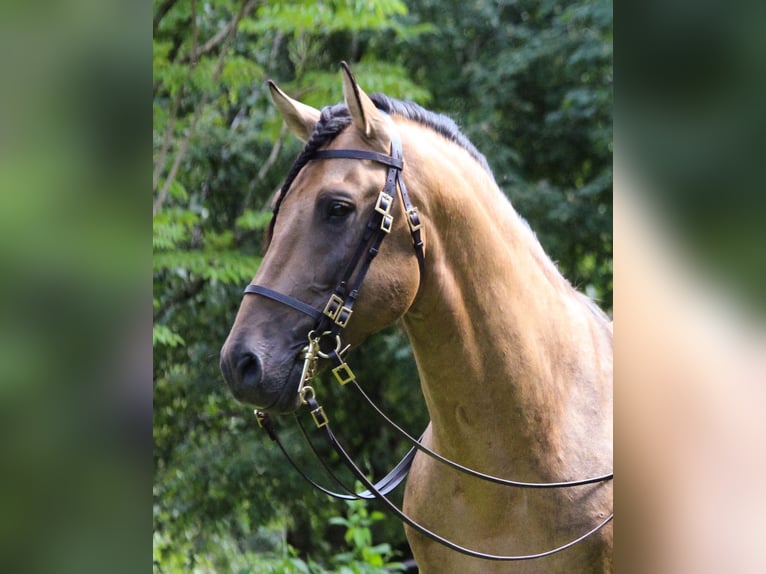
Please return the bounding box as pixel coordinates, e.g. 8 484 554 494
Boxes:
313 148 403 169
307 347 613 488
396 170 425 278
246 126 424 335
243 285 322 320
271 398 614 562
315 140 405 335
295 414 418 500
312 131 426 330
349 380 613 487
258 411 416 500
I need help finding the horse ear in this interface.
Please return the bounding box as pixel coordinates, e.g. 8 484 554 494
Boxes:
268 80 320 142
340 61 386 142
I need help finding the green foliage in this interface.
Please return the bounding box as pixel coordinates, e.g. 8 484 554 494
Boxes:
153 0 611 570
153 486 403 573
153 324 185 348
329 494 406 572
247 0 408 36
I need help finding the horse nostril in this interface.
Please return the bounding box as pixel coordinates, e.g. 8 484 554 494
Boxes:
235 351 264 388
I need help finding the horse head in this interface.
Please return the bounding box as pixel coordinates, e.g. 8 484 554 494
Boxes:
220 64 423 412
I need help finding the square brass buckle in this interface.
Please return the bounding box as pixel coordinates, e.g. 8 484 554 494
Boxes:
332 362 356 385
335 306 353 327
375 191 394 216
380 214 393 234
323 294 343 320
407 207 422 231
310 405 328 428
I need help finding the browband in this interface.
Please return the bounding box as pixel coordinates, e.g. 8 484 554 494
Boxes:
313 149 403 169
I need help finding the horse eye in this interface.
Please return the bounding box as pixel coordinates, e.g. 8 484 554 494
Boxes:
327 201 354 219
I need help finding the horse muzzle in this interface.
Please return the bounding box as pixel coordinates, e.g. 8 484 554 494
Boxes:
219 340 304 413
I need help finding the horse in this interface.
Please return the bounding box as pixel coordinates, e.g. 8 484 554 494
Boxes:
220 63 613 573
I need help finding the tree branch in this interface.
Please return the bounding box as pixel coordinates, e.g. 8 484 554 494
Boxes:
180 0 259 64
153 0 180 35
153 89 182 193
154 277 206 324
153 0 251 218
241 122 286 211
189 0 199 66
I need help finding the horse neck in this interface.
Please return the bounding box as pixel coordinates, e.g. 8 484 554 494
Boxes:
399 123 613 479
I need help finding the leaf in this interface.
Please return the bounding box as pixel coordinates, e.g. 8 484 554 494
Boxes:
152 208 199 250
352 526 371 549
153 324 186 347
369 511 386 522
245 0 409 35
153 249 260 285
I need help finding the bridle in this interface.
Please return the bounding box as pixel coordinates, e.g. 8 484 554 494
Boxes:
246 123 424 381
245 117 614 561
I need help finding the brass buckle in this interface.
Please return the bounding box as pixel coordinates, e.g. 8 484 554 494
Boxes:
310 405 328 428
380 214 393 234
375 191 394 216
335 306 353 327
332 362 356 385
407 207 422 231
323 294 343 320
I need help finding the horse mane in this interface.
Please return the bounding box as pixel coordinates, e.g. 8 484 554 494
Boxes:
370 94 493 177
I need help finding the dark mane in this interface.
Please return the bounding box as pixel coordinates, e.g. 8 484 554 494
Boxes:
370 93 492 175
270 95 493 230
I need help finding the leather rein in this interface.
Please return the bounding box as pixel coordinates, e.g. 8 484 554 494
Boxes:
246 124 614 561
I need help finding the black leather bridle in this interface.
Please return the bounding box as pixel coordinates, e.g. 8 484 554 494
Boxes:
245 119 614 561
246 129 424 336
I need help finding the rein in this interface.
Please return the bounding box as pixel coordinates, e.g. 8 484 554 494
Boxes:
245 122 613 561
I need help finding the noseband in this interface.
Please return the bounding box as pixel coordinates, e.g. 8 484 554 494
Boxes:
244 119 613 561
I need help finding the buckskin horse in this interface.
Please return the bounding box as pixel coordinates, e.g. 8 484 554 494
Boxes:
220 63 613 573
